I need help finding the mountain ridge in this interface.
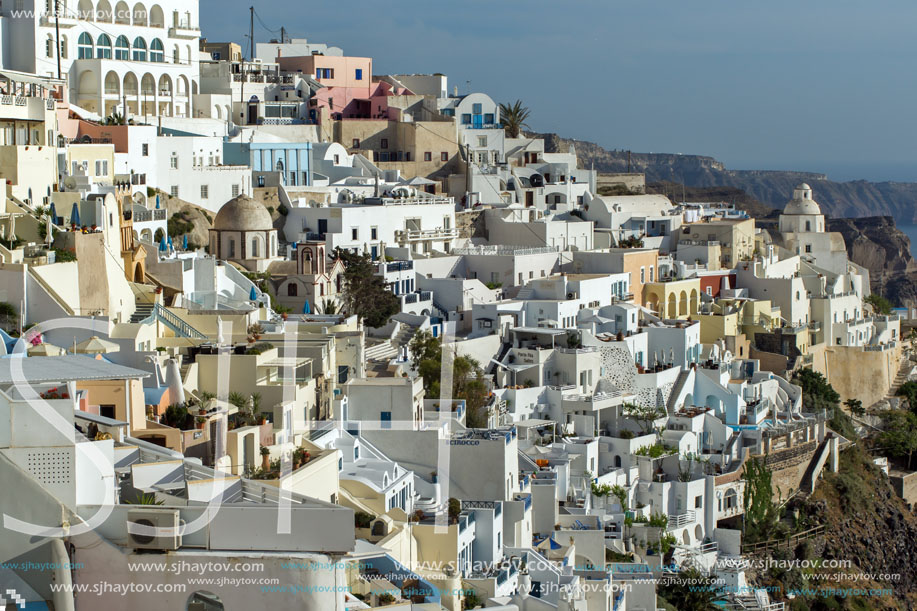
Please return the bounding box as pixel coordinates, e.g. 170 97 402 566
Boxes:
535 132 917 223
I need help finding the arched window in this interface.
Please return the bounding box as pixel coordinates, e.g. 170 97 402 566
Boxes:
250 237 259 258
132 37 147 61
287 284 297 297
78 32 94 59
150 38 164 62
46 36 54 58
96 34 112 59
60 36 68 59
114 35 130 60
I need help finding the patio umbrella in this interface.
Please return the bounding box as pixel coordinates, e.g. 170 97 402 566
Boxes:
69 203 80 227
167 236 174 250
303 299 311 314
28 342 64 356
182 235 188 250
249 285 258 301
155 194 160 209
74 336 120 354
159 235 168 252
48 202 58 225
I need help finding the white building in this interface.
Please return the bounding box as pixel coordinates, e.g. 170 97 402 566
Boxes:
2 0 201 118
155 134 252 210
283 195 458 257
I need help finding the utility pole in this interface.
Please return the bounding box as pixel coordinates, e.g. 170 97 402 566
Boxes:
281 26 286 44
54 0 62 80
249 6 255 61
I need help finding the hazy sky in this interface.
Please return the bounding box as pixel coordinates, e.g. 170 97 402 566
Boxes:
202 0 917 182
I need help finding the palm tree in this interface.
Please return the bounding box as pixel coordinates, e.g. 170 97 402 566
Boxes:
319 299 338 315
499 100 531 138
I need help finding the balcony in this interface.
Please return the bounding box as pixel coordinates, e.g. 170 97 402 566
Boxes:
169 23 201 39
0 94 52 122
401 291 432 306
383 260 414 273
133 208 167 223
666 510 696 530
396 227 458 242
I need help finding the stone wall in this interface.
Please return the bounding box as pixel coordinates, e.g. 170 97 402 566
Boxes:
456 210 486 241
890 471 917 506
823 345 901 407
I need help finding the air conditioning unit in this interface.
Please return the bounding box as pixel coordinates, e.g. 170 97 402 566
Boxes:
127 509 182 551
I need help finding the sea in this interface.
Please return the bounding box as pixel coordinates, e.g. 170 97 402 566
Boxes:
899 224 917 258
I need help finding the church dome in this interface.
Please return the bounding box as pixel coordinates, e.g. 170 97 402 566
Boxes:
783 183 822 215
212 195 273 232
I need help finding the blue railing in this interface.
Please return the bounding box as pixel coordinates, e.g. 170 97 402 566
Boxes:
155 304 207 340
385 261 413 272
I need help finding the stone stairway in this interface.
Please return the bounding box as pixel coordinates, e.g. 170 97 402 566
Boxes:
665 368 692 413
884 354 913 401
391 323 417 357
365 340 397 362
129 302 154 323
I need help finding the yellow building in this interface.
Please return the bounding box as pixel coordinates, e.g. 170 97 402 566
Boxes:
643 278 701 319
66 143 115 186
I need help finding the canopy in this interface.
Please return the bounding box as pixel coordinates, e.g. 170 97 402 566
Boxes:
74 336 120 354
28 342 64 357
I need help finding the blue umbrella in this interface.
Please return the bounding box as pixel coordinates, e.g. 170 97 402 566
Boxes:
167 236 173 250
249 286 257 301
69 203 80 227
303 299 311 314
182 235 188 250
48 202 58 225
159 234 168 252
155 195 160 209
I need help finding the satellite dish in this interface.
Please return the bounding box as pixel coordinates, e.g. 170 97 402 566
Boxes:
62 176 77 191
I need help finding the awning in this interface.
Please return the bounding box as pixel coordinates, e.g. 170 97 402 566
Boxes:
0 70 64 86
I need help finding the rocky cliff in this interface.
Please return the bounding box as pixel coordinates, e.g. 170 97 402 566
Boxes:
537 132 917 223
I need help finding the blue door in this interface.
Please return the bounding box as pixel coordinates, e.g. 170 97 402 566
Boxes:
472 114 483 128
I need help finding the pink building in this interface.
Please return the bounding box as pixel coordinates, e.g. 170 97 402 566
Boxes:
278 55 372 115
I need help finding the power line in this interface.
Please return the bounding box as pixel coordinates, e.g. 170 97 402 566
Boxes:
253 9 282 36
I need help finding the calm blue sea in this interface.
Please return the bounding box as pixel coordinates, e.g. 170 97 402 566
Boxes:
899 224 917 258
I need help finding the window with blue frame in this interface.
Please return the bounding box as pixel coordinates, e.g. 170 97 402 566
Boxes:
484 113 495 124
472 103 482 114
355 68 363 80
461 114 472 125
381 411 392 429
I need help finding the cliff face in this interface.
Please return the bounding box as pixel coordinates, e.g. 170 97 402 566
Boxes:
537 132 917 223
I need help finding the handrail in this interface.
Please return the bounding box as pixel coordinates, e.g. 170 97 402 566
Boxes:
155 304 207 340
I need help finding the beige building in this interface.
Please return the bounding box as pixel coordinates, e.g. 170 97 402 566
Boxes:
678 217 756 268
334 118 458 179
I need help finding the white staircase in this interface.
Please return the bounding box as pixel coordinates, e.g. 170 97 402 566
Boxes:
365 340 397 362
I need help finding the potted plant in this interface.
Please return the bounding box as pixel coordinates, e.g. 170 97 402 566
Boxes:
292 447 303 470
260 446 270 470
